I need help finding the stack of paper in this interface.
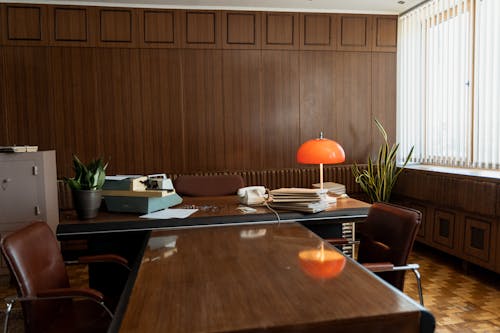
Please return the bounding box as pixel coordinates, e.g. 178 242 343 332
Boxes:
269 188 333 213
312 182 346 195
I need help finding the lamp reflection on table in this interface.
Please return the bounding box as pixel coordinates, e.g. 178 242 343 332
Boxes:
298 243 346 279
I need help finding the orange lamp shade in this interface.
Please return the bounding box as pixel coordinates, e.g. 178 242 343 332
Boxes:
298 248 346 279
296 137 345 164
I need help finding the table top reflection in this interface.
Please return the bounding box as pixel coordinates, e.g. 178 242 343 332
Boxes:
118 223 431 333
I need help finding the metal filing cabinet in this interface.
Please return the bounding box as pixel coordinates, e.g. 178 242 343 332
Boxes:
0 150 59 275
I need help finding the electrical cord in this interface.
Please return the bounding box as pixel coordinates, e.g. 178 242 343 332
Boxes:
263 188 281 225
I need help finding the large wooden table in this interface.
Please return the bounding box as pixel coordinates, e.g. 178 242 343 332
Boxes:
117 223 434 333
57 197 433 332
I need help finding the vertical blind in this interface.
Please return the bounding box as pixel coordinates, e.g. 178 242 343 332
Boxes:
397 0 500 170
474 0 500 169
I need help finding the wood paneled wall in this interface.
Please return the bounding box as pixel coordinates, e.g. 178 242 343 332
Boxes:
0 4 397 177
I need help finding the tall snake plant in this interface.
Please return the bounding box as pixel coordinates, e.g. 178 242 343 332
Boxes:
352 119 414 203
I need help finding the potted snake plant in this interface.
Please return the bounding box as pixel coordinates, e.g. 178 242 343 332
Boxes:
64 154 108 219
352 119 414 203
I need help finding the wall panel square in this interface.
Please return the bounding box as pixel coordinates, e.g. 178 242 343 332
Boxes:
373 16 397 52
337 15 373 51
262 12 298 50
49 6 95 46
300 13 336 50
222 11 260 49
183 11 221 48
140 10 181 48
2 4 48 45
97 8 138 47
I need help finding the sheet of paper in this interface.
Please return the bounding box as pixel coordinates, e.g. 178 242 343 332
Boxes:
105 175 140 181
139 208 198 219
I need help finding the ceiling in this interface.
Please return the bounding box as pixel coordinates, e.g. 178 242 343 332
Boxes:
2 0 427 15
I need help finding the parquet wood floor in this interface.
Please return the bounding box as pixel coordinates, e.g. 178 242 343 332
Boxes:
0 245 498 332
404 244 500 333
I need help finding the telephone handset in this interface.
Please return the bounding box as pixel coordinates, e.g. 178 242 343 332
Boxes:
237 186 267 205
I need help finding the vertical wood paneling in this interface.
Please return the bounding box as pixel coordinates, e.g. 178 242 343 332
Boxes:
299 51 337 143
0 47 6 144
335 52 372 163
2 4 48 45
95 48 144 174
181 49 225 172
222 11 261 49
49 47 102 177
139 9 181 48
0 6 398 177
371 52 396 154
299 13 337 51
222 50 262 170
261 51 300 168
262 12 299 50
139 49 184 174
2 47 55 149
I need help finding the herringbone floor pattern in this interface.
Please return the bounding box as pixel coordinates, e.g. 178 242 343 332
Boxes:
0 245 498 332
404 245 500 332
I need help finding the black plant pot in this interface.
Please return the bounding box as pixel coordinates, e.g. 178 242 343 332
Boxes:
72 189 102 220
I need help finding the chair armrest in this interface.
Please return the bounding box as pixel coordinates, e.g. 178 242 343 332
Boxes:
66 254 130 270
362 262 395 272
37 287 104 303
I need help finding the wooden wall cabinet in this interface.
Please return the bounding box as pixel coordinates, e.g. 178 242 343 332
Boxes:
0 6 398 52
463 217 495 265
222 11 261 49
182 10 221 49
432 209 457 250
139 9 181 48
1 4 48 45
299 13 337 50
393 169 500 273
97 7 138 47
373 16 397 52
262 12 298 50
337 14 372 51
49 5 95 47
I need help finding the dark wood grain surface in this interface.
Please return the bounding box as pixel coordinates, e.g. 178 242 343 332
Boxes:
118 223 431 332
0 5 397 177
57 196 370 237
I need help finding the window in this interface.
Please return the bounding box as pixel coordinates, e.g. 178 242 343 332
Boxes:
397 0 500 170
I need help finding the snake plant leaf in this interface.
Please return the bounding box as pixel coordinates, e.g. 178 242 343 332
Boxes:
351 119 413 203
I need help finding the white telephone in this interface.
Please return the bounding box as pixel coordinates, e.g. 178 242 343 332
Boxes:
237 186 267 205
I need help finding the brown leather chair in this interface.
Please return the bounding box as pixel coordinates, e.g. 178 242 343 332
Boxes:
174 175 245 196
355 202 424 304
0 222 129 333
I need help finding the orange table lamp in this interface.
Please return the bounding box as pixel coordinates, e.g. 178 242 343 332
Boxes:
296 132 345 190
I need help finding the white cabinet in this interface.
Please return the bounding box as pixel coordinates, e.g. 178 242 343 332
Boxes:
0 151 59 274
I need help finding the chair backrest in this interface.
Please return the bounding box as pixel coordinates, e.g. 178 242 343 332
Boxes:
174 175 245 196
1 222 70 332
357 202 421 290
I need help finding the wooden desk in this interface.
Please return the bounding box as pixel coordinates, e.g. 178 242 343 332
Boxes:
57 196 370 238
117 223 434 333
